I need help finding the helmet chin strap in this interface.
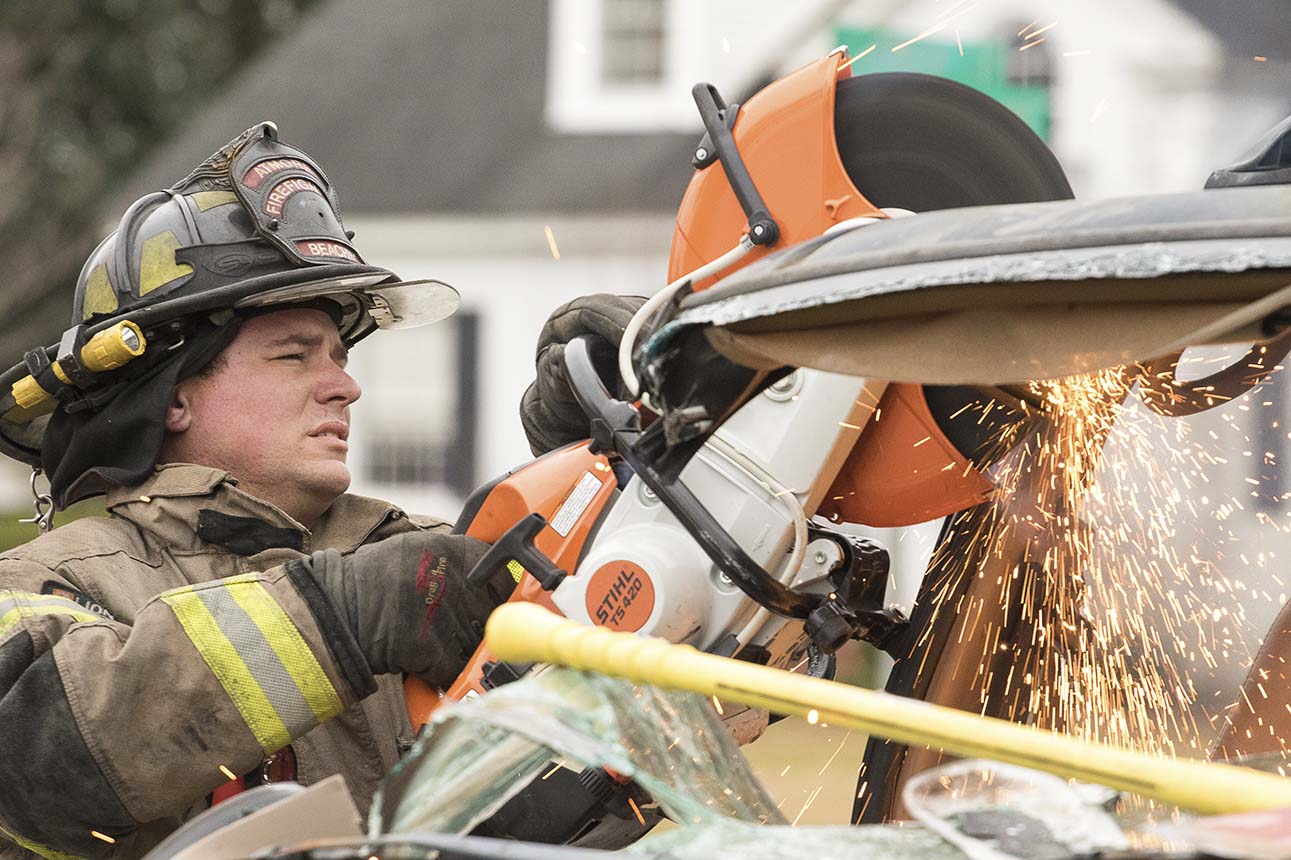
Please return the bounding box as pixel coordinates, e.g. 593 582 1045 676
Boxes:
18 468 55 533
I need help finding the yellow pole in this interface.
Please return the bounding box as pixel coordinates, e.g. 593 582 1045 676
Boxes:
485 603 1291 816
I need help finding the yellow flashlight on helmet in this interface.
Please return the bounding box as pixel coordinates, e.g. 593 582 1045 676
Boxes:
10 321 147 411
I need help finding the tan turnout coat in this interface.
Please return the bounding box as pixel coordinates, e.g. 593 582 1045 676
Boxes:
0 464 447 860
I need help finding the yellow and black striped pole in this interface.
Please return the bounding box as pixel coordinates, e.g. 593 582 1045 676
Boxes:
485 603 1291 816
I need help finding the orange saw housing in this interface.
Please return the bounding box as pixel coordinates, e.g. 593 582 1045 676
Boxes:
667 52 989 528
404 443 617 730
668 52 882 288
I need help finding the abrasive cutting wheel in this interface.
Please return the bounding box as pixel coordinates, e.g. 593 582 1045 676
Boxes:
832 72 1071 212
827 72 1078 826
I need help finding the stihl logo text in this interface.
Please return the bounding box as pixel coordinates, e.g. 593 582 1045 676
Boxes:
585 560 655 632
593 568 644 626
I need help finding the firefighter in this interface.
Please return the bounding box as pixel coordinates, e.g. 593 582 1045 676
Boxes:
0 122 636 860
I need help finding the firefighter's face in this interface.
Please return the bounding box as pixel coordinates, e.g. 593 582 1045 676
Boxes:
160 308 362 526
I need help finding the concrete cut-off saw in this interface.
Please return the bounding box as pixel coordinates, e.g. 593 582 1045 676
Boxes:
405 49 1291 845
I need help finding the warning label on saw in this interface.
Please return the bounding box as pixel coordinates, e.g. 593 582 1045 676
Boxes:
550 471 601 537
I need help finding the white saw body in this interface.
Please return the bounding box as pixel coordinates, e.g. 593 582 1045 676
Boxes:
551 369 885 656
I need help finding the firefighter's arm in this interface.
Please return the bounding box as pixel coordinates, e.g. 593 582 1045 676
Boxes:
298 531 515 687
0 556 376 859
0 533 511 859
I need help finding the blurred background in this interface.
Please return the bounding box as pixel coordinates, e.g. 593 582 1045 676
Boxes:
3 0 1291 825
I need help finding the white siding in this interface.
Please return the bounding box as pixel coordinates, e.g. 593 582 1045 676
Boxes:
343 213 676 518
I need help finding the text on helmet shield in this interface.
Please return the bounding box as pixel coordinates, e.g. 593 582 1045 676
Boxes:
241 157 318 190
294 240 359 263
264 177 325 217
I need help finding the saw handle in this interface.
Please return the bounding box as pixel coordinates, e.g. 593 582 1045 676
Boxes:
691 83 779 246
464 513 567 591
564 337 818 622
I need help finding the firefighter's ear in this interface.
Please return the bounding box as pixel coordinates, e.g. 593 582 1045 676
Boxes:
164 384 193 434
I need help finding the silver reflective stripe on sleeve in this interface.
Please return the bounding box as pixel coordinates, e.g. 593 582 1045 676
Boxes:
160 574 344 753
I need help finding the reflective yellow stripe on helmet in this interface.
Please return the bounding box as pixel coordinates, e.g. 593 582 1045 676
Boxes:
137 231 194 296
161 575 343 754
0 591 101 638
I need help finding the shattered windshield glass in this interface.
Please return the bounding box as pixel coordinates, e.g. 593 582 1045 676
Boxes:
367 666 1152 860
372 667 785 836
369 666 985 858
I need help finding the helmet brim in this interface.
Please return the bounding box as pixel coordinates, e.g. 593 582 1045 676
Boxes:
233 274 461 334
0 269 462 470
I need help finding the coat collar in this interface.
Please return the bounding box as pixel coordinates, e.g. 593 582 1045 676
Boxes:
105 464 405 555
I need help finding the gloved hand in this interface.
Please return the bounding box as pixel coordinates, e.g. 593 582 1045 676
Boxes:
299 531 514 689
519 293 647 456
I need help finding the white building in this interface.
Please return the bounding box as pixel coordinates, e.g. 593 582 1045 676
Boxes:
6 0 1287 517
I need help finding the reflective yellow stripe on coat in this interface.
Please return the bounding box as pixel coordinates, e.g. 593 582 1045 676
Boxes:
160 574 344 753
0 591 101 637
0 820 82 860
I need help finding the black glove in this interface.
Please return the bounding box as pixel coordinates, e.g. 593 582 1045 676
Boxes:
299 531 514 689
519 293 647 456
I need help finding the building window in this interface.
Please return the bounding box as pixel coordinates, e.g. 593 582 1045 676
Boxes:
601 0 665 84
1007 21 1055 87
356 312 478 496
547 0 817 133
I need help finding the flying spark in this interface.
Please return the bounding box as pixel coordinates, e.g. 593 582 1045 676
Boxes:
792 785 825 825
838 44 877 70
893 2 979 54
818 729 853 775
627 796 647 825
937 0 976 19
874 355 1291 816
91 831 116 844
219 765 237 781
892 23 948 53
544 225 561 260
